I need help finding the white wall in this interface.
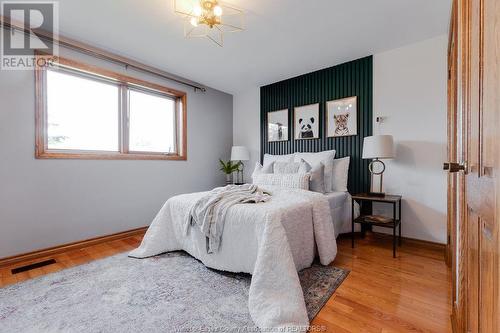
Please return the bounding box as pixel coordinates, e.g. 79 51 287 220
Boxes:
233 35 448 243
233 88 260 181
372 35 448 243
0 48 233 258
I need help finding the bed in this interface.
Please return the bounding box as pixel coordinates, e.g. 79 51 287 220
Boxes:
326 191 361 237
130 151 360 331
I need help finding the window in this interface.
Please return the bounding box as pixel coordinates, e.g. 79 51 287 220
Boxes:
46 70 120 152
128 89 176 154
35 55 186 160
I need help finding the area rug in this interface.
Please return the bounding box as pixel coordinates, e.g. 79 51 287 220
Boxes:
0 251 348 332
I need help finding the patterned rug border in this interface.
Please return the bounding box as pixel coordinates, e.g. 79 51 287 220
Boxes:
306 266 350 320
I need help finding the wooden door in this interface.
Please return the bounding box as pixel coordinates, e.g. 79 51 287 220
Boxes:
447 0 458 270
476 0 500 331
448 0 500 332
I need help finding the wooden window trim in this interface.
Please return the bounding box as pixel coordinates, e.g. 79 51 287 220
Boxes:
35 52 187 161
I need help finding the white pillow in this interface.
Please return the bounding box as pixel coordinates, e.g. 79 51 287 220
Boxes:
263 153 294 167
251 162 273 183
294 150 336 192
253 173 310 190
331 157 350 192
253 161 274 174
273 161 303 174
299 160 325 193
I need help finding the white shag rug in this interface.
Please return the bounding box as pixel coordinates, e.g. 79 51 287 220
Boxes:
0 252 348 332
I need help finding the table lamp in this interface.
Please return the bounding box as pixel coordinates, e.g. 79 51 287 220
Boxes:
231 146 250 185
362 135 395 197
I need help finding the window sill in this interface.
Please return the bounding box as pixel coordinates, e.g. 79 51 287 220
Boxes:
35 151 187 161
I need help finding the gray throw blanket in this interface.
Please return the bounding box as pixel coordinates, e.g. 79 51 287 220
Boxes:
185 184 271 253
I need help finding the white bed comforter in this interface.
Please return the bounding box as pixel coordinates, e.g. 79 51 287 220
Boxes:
129 186 337 330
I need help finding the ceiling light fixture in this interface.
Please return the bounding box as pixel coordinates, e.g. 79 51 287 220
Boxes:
174 0 244 47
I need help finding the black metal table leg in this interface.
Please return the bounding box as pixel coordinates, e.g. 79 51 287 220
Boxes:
351 199 355 248
399 200 402 246
393 202 397 258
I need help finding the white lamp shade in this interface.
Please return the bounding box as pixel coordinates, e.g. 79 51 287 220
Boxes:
362 135 395 159
231 146 250 161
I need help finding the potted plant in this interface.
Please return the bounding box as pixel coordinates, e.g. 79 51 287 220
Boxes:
219 159 241 185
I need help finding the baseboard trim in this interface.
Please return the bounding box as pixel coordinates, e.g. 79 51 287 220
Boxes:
341 231 446 250
0 226 147 268
393 234 446 250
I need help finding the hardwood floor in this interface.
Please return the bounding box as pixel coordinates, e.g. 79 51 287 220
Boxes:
0 236 143 287
0 232 451 332
313 233 452 333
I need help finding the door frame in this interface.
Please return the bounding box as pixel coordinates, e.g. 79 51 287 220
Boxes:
448 0 469 331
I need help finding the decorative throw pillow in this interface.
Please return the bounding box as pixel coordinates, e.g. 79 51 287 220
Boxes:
273 161 302 174
252 173 310 190
300 160 326 193
252 162 273 183
331 157 350 192
294 150 336 192
263 153 294 168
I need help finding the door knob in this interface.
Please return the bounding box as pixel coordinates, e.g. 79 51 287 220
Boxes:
443 162 467 173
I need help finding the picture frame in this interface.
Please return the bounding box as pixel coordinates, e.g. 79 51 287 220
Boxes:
267 109 289 142
294 103 320 140
327 96 358 137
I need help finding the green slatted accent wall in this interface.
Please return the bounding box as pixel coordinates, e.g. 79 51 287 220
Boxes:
260 56 373 194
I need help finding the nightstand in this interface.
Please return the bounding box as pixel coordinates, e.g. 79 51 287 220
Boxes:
351 193 402 258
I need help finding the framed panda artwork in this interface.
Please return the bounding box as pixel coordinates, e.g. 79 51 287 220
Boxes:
294 103 319 140
267 109 289 142
327 96 358 137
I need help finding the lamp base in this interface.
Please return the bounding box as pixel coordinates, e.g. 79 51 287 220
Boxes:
368 191 386 197
369 159 386 197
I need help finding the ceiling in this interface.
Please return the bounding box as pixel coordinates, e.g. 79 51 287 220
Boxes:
39 0 451 94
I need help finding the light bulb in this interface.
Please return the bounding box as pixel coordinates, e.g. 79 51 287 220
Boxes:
213 5 223 16
193 4 202 16
190 17 198 26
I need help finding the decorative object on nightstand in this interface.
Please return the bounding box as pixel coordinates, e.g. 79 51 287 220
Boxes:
362 135 395 197
219 159 241 185
351 193 402 258
230 146 250 185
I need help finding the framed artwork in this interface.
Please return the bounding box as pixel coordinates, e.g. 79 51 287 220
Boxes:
327 96 358 137
267 109 289 142
294 103 320 140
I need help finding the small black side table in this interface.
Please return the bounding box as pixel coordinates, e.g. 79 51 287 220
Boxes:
351 193 402 258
